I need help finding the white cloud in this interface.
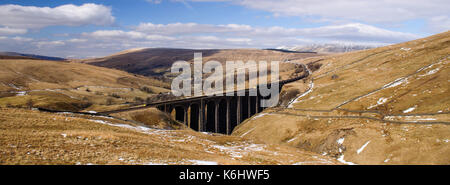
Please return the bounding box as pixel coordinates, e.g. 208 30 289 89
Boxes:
83 30 175 41
0 27 27 35
0 3 114 29
292 23 418 42
136 22 418 43
10 36 33 42
226 38 252 43
0 36 35 53
67 38 88 43
35 40 65 48
0 21 420 58
191 0 450 24
146 0 163 4
86 30 146 39
0 36 34 42
0 1 443 58
136 22 252 35
427 16 450 33
185 0 450 34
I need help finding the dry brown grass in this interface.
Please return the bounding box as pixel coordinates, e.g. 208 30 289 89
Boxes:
0 108 339 165
289 31 449 112
233 31 450 165
234 111 450 165
0 59 170 112
111 108 188 130
0 59 168 91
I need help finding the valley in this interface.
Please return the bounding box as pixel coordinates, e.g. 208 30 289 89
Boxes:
0 31 448 165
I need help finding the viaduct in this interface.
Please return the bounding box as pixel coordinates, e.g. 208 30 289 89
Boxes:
101 64 309 135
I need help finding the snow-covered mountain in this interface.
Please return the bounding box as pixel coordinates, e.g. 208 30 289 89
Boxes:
276 43 379 53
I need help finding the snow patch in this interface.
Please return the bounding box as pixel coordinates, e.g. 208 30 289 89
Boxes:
400 47 411 51
367 104 377 109
403 116 437 121
246 144 264 152
367 97 389 109
356 141 371 154
420 68 440 77
415 118 437 121
383 78 408 88
287 135 301 143
403 106 416 113
240 127 256 137
377 97 388 105
251 113 268 120
293 161 331 165
288 80 314 108
90 120 137 129
9 84 21 90
210 143 266 159
189 160 218 165
16 91 26 96
337 137 345 145
337 155 356 165
144 162 168 165
88 119 159 136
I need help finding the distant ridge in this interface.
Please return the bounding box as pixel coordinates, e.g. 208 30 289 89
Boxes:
276 43 377 53
264 48 317 54
0 52 65 61
75 48 323 78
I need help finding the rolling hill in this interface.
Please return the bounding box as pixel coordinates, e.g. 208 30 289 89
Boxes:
0 58 170 112
232 31 450 164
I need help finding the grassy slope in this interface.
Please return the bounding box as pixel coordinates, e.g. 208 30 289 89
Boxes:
233 31 450 164
0 108 339 165
0 59 169 112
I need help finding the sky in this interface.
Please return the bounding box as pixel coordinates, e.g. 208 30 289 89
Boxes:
0 0 448 58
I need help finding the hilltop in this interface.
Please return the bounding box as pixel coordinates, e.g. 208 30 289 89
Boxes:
233 31 450 164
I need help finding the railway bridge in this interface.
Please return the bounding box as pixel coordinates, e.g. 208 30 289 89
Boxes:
101 64 309 134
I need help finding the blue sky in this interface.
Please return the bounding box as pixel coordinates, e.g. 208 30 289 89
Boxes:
0 0 448 58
